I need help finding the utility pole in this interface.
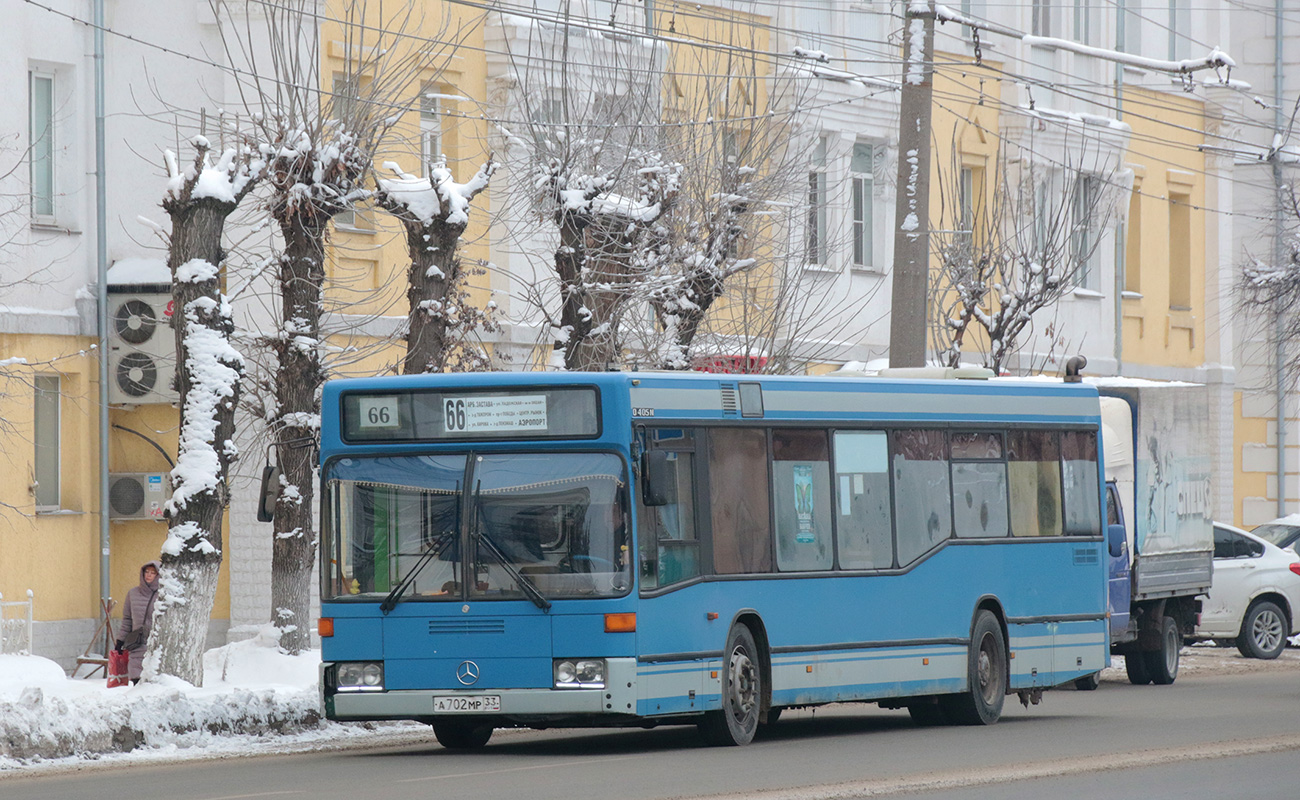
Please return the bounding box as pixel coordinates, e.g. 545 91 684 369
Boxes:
889 1 936 368
887 3 1234 369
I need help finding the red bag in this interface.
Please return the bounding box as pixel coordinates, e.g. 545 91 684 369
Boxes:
107 649 130 688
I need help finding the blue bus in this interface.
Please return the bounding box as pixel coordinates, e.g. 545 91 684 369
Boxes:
318 371 1110 748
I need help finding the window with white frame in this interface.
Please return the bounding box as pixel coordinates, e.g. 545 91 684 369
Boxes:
331 74 371 231
960 0 984 39
1031 0 1052 36
34 375 59 510
851 142 875 269
421 91 442 175
29 72 55 221
1074 0 1098 46
806 135 829 267
1071 174 1102 290
959 166 975 250
1168 0 1191 61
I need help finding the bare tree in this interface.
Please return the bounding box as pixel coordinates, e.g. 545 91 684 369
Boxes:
1239 182 1300 383
210 0 472 652
929 136 1124 374
492 5 676 370
145 137 261 684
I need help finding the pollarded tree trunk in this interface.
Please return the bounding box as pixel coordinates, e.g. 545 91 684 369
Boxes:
145 143 257 685
403 223 457 374
269 212 328 655
555 215 595 369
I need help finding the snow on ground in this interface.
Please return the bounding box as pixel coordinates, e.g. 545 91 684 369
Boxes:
0 625 428 777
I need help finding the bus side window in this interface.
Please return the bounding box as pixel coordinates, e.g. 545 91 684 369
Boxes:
638 430 700 589
893 429 952 565
833 431 893 569
708 428 773 575
1008 430 1062 537
1061 431 1102 535
950 432 1009 538
772 429 833 572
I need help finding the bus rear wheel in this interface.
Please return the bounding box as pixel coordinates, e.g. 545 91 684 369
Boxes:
432 720 494 749
940 610 1006 725
699 625 762 746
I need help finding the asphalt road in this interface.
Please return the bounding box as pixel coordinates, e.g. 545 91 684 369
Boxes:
4 650 1299 800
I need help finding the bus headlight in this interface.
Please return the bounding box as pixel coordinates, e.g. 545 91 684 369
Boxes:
335 661 385 691
553 658 605 688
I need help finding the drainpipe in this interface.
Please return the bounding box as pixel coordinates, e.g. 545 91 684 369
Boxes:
1113 0 1126 376
94 0 111 605
1275 0 1286 517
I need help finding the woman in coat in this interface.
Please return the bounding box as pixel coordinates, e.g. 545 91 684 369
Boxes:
116 560 160 683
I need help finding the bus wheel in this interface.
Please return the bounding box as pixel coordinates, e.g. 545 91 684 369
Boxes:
699 625 761 746
941 610 1006 725
1073 672 1100 691
1143 616 1180 684
432 720 493 749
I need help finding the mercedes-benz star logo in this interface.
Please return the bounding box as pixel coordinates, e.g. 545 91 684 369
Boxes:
456 660 480 686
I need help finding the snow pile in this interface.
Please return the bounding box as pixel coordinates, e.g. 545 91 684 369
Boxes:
0 626 410 770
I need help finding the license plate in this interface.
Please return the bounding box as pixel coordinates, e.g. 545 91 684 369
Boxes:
434 695 501 713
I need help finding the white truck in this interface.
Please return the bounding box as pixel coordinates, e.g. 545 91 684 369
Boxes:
1098 382 1214 685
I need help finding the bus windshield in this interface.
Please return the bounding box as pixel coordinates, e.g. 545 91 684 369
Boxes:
326 452 630 602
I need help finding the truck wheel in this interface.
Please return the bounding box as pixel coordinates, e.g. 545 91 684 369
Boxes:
939 610 1006 725
432 720 493 749
1142 616 1180 685
1236 600 1287 660
1124 653 1151 685
698 625 762 746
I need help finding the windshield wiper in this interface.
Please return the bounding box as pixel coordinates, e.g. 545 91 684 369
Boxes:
472 482 551 611
381 486 461 615
380 529 457 615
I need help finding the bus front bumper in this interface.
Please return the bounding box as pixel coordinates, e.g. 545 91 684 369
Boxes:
323 657 639 723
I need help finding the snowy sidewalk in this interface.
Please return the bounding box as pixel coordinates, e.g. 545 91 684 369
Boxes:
0 626 423 773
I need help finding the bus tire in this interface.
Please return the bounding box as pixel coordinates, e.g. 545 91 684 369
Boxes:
1143 616 1179 684
941 610 1006 725
698 625 762 746
1124 652 1152 685
1074 672 1100 691
432 720 493 749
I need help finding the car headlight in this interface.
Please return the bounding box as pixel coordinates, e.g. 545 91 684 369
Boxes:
553 658 605 688
335 661 384 692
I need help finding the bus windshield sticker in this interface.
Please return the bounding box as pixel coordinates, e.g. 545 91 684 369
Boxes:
444 394 548 434
356 396 401 430
794 464 815 542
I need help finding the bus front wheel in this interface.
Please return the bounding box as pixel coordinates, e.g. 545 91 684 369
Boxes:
432 720 493 749
940 610 1006 725
699 625 762 746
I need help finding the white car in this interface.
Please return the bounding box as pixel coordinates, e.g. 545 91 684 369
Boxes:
1193 523 1300 659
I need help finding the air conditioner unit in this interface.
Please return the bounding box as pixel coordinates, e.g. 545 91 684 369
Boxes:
108 472 170 521
107 293 178 405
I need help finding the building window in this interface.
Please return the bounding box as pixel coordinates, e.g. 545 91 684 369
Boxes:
1032 0 1052 36
421 91 442 175
34 375 60 510
1168 0 1191 61
1071 174 1101 290
1125 190 1142 293
851 142 874 268
1169 193 1191 309
959 166 975 249
30 72 55 220
1074 0 1097 46
806 135 828 267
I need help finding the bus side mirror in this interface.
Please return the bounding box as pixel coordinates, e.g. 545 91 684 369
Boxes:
641 451 671 507
257 465 282 523
1107 523 1126 559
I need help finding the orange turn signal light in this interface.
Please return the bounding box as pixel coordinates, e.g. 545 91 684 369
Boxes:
604 612 636 632
318 617 334 638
